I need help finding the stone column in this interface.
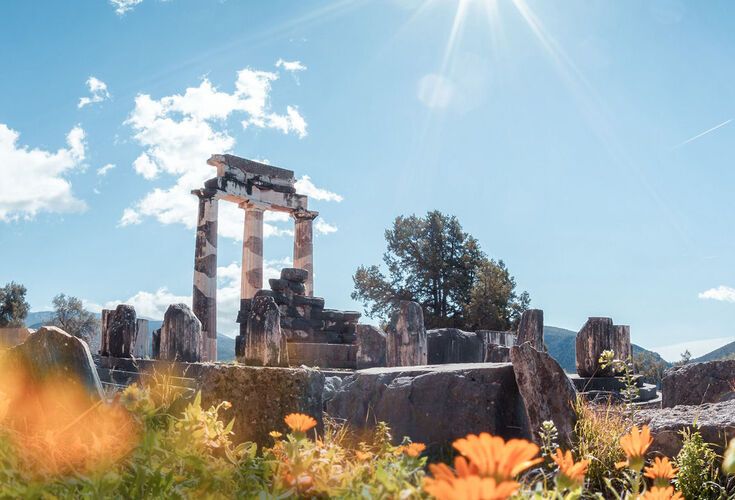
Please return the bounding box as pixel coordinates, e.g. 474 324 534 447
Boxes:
292 210 318 296
241 203 265 300
386 300 427 367
517 309 544 351
192 190 218 361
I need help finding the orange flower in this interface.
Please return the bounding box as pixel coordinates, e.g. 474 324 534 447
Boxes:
424 475 519 500
616 425 653 471
644 457 678 487
284 413 317 433
269 431 283 439
355 450 373 461
396 442 426 458
640 486 683 500
552 449 589 489
452 433 542 482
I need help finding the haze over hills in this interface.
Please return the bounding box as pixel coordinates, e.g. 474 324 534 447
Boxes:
693 341 735 363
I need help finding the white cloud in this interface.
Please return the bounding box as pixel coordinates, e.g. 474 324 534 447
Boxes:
315 218 338 235
110 0 144 15
78 76 111 108
121 67 311 238
698 285 735 303
0 123 87 221
295 175 343 202
96 163 115 176
276 59 307 73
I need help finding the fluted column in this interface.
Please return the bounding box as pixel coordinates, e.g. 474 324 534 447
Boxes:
241 202 266 299
292 210 318 296
192 190 218 361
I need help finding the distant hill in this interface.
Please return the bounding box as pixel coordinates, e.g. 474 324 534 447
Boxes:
693 341 735 363
25 311 237 362
544 325 669 373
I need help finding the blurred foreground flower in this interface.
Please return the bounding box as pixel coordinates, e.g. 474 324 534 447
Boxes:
552 448 589 489
284 413 317 434
616 425 652 471
644 456 678 487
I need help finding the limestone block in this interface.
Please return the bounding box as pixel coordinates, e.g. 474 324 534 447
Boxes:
281 268 308 283
386 301 427 367
356 324 387 369
662 359 735 408
427 328 485 364
511 342 578 447
575 317 631 377
107 304 137 358
133 319 149 358
241 296 288 367
160 304 202 362
516 309 544 351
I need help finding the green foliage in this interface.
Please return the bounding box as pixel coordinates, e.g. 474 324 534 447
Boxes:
0 281 30 328
674 426 720 499
50 293 99 343
633 350 668 387
352 210 529 330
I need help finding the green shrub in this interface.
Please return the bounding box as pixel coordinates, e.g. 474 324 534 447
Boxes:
675 426 720 499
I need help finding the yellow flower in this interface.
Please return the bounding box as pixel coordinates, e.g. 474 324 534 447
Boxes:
355 450 373 461
644 457 678 487
452 433 542 482
616 425 653 471
269 431 283 439
640 486 683 500
424 475 519 500
284 413 317 433
552 449 589 489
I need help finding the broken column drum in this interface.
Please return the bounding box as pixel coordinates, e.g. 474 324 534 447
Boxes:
386 301 427 367
159 303 203 363
516 309 544 351
575 317 632 377
191 154 319 362
102 304 137 358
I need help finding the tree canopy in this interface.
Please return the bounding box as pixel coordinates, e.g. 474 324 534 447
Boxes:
50 293 98 343
352 211 530 330
0 281 30 328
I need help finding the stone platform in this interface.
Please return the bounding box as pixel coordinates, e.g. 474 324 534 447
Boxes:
569 374 659 404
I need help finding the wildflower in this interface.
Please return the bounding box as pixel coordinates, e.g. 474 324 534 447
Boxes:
640 486 683 500
284 413 317 433
424 475 519 500
395 442 426 458
355 450 373 461
644 457 678 487
452 433 542 482
269 431 283 439
616 425 652 471
552 449 589 489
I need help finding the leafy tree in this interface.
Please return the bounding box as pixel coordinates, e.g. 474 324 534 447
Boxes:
352 211 529 330
675 349 691 366
465 259 530 331
0 281 30 327
633 351 668 387
50 293 98 342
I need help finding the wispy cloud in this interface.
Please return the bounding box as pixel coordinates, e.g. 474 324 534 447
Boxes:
698 285 735 303
676 118 731 148
78 76 111 108
110 0 144 16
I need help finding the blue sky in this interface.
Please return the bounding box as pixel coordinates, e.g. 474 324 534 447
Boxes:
1 0 734 361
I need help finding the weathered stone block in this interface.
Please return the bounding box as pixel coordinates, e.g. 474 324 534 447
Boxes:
427 328 486 364
152 328 161 359
0 327 33 348
242 296 288 367
637 399 735 457
386 301 427 367
356 324 387 369
478 330 516 347
9 326 103 399
516 309 544 350
281 268 308 283
486 344 511 362
511 342 578 447
107 304 137 358
133 319 149 358
662 359 735 408
287 343 356 369
199 364 324 446
575 317 631 377
160 304 203 362
327 363 529 454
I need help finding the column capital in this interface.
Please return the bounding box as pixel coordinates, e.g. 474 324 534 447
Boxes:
292 208 319 221
239 200 269 212
191 188 219 200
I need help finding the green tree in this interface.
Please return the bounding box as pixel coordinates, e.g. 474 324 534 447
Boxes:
633 350 668 387
352 211 529 330
0 281 30 327
50 293 98 343
465 259 530 331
